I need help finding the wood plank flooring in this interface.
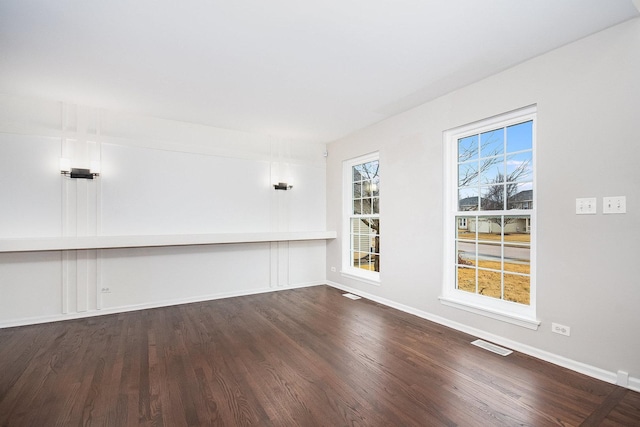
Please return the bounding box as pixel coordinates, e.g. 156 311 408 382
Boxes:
1 285 638 426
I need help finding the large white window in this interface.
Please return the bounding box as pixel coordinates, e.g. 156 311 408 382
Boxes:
442 106 538 328
342 153 380 284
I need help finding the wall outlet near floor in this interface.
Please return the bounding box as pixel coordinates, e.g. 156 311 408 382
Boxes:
330 266 336 272
552 322 570 336
101 287 111 293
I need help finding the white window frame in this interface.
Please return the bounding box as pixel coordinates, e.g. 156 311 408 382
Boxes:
441 106 539 329
342 152 380 285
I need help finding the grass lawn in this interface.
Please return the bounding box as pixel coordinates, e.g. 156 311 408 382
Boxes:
354 253 378 271
457 260 530 305
456 230 530 304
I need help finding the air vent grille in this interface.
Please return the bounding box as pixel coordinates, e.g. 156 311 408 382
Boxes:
471 339 513 356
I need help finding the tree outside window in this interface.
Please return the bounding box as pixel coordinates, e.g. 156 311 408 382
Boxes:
351 160 380 272
343 153 380 283
443 105 537 329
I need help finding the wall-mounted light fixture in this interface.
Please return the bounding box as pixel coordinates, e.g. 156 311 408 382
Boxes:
273 182 293 190
60 158 100 179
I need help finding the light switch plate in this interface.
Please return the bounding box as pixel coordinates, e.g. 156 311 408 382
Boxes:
576 197 596 214
603 196 626 214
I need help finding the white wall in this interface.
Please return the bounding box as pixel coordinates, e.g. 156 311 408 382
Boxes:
0 94 327 326
326 18 640 388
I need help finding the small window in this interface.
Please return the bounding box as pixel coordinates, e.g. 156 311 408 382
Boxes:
342 153 380 283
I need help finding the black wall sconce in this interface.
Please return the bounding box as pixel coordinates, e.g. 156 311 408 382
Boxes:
60 158 100 179
273 182 293 190
62 168 99 179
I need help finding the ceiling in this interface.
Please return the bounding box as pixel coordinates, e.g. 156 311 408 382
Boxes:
1 1 638 143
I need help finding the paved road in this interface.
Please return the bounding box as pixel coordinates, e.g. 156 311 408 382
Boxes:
457 241 530 262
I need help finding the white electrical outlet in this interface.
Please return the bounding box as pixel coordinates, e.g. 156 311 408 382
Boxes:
576 198 596 214
330 266 336 272
551 322 570 336
101 287 111 293
603 196 626 214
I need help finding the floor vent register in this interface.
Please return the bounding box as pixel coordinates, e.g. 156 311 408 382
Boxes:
471 339 513 356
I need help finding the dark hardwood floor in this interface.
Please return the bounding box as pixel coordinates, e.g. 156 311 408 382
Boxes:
1 285 638 426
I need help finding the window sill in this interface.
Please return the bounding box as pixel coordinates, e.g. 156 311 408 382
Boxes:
340 269 380 286
439 296 540 330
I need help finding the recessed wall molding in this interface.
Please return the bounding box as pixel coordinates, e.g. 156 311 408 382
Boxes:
0 93 328 339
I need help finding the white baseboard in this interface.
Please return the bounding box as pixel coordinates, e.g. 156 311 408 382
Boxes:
327 280 640 393
0 281 323 329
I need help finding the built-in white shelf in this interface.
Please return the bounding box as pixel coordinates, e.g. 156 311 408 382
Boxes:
0 231 337 253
